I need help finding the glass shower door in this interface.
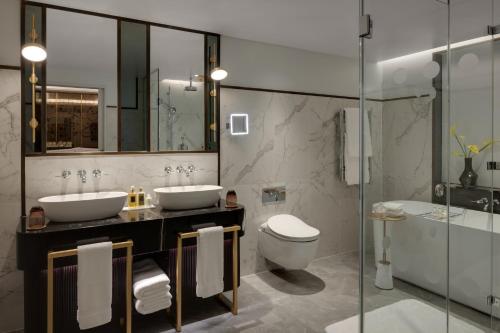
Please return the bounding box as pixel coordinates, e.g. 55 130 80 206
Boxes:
359 0 500 332
360 0 449 332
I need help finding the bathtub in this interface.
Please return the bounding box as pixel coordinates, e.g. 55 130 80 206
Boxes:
373 200 500 316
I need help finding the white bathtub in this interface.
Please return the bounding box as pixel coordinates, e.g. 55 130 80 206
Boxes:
373 200 500 316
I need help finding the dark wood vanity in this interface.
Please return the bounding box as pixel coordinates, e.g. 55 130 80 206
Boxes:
17 201 245 333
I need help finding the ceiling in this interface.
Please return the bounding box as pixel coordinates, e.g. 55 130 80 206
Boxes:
38 0 498 62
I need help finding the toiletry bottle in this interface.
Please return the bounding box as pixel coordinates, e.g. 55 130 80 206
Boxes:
128 186 138 208
145 194 152 207
138 187 145 207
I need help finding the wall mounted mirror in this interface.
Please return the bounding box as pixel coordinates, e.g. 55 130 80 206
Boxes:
22 3 220 155
150 27 205 151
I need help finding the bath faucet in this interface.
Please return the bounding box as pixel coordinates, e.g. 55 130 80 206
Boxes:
472 197 499 211
77 169 87 183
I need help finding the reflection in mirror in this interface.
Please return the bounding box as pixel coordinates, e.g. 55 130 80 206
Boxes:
23 5 43 154
150 27 205 151
46 86 99 152
46 9 117 152
120 21 149 151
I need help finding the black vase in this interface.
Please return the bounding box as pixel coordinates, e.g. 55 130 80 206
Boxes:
459 157 478 189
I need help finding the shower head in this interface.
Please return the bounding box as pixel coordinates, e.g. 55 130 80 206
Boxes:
184 71 198 92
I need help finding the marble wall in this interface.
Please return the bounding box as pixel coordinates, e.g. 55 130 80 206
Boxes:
25 153 218 210
0 69 23 332
220 88 383 275
382 96 433 202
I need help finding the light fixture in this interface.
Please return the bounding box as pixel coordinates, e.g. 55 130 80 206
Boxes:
22 15 47 144
210 67 228 81
21 42 47 62
230 113 249 136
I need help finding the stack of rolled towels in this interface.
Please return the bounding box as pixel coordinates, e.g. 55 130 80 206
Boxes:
133 259 172 315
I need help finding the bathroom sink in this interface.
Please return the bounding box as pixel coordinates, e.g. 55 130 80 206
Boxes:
154 185 223 210
38 191 128 222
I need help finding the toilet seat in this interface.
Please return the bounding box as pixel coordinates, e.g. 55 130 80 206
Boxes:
265 214 320 242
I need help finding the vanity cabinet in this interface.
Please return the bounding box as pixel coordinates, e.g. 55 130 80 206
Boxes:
16 202 245 333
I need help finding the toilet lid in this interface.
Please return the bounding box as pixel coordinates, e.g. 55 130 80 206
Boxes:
267 214 320 241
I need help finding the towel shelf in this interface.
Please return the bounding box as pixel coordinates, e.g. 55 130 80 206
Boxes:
174 225 240 332
47 240 134 333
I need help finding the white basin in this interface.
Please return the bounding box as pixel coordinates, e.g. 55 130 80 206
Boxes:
38 191 127 222
154 185 223 210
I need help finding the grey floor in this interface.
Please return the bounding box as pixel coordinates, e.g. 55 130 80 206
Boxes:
136 252 497 333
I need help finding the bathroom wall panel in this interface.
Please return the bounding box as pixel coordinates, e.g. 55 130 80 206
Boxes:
0 69 23 332
382 97 433 202
220 88 383 275
24 153 218 210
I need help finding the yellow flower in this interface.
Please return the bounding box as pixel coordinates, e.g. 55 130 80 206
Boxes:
450 125 457 136
468 144 479 155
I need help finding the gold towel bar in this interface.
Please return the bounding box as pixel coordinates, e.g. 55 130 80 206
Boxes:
175 225 240 332
47 240 134 333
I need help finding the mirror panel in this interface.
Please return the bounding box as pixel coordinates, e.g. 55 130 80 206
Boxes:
150 27 205 151
119 21 149 152
46 9 117 153
23 3 220 155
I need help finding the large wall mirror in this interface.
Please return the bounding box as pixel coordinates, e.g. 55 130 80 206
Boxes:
22 3 220 155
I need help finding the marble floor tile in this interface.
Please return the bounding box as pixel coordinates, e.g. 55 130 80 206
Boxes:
134 252 494 333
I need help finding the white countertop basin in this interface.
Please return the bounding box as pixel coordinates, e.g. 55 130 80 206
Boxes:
38 191 127 222
154 185 223 210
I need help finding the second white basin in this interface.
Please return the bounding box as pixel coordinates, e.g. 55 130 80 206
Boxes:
154 185 223 210
38 191 127 222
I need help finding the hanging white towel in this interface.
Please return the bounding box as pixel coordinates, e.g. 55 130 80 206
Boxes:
133 259 170 299
344 107 372 185
196 226 224 298
77 241 113 330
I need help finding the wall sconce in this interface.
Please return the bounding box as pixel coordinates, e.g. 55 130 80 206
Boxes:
210 67 228 81
229 113 249 135
21 15 47 143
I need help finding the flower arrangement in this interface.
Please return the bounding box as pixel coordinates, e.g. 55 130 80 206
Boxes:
450 125 494 158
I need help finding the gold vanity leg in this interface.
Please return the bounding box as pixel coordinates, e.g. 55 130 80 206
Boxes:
126 245 132 333
47 253 54 333
232 230 238 315
176 236 183 332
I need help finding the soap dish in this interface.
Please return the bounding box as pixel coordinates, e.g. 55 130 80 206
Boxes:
122 204 156 212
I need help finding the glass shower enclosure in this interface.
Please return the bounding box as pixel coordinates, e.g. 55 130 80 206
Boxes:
359 0 500 332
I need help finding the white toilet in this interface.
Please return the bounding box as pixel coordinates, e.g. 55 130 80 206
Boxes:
258 214 320 270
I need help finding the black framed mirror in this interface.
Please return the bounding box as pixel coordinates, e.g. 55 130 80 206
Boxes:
22 1 221 155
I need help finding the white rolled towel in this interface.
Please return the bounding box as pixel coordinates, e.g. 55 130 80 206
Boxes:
136 284 171 300
133 259 170 299
135 293 172 315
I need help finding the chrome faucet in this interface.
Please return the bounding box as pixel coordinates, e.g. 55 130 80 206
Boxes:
185 164 196 177
165 166 174 174
176 165 185 174
172 164 196 177
77 169 87 183
92 169 102 178
472 197 500 211
61 170 71 179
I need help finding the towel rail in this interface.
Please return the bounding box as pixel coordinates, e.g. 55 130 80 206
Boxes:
175 225 240 332
47 240 134 333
